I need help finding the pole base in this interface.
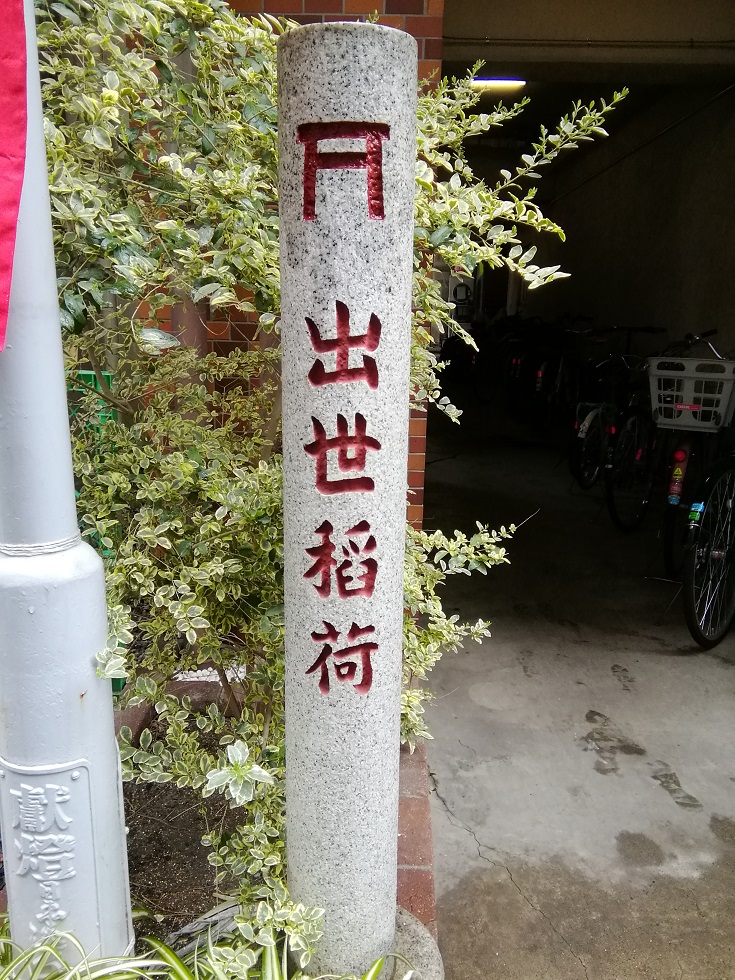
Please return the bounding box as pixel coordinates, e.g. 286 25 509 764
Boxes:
390 907 444 980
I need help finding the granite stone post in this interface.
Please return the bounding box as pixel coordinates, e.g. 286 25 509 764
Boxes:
278 23 417 976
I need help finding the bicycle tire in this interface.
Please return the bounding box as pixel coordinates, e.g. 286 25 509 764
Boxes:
572 408 603 490
682 463 735 648
605 408 655 531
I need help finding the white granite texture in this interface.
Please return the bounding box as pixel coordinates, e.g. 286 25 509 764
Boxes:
278 23 417 976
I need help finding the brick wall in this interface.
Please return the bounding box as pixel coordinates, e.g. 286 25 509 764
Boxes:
229 0 443 81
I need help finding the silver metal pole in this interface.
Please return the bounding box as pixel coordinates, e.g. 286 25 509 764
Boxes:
0 0 133 955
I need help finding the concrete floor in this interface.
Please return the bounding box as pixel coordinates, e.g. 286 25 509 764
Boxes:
423 392 735 980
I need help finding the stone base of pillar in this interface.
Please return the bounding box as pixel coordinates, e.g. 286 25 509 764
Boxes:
391 908 444 980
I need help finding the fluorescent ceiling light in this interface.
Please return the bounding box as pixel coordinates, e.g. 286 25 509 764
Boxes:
470 78 526 92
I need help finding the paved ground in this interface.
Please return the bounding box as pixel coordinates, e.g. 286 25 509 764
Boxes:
423 391 735 980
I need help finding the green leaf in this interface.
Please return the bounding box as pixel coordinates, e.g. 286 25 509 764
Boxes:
50 2 81 24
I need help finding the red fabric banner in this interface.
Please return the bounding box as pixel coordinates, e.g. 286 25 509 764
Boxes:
0 0 28 352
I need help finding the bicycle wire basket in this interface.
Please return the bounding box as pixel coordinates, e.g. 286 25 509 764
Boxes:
647 356 735 431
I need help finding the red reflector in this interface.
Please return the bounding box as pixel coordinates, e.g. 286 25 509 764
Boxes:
537 370 543 379
611 426 616 436
673 449 688 462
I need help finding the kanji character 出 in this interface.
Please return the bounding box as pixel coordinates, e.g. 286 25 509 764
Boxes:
307 301 381 389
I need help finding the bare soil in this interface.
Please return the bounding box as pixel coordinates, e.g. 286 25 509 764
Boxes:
124 780 238 938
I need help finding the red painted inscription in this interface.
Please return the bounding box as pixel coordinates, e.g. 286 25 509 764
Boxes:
297 121 390 220
307 301 381 389
304 520 378 599
307 621 377 695
304 414 381 494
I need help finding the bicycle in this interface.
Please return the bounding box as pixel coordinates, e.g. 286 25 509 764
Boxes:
646 333 735 647
649 331 735 575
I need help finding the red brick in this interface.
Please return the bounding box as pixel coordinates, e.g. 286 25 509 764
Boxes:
397 869 437 927
409 415 427 435
305 0 342 9
409 487 424 505
290 12 324 20
207 320 230 340
377 13 403 26
409 435 426 455
231 323 257 342
264 0 302 11
425 0 443 14
398 796 434 866
344 0 383 10
324 13 359 18
423 36 442 59
405 14 442 34
418 58 442 80
407 503 423 525
399 742 430 798
386 0 423 13
229 0 264 10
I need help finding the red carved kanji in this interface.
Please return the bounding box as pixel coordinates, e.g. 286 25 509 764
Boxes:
304 520 337 598
307 301 381 390
307 621 377 695
304 520 377 599
297 121 390 221
304 414 381 495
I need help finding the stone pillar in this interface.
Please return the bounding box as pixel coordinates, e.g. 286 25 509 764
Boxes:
0 0 133 955
278 23 417 976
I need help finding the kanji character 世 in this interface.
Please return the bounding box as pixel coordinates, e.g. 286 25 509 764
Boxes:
304 414 381 495
296 121 391 220
304 520 377 599
306 621 377 695
307 301 381 389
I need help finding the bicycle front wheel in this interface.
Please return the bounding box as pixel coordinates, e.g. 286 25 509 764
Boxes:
682 464 735 648
605 408 655 531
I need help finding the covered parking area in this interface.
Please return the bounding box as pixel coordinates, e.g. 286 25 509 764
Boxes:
428 3 735 977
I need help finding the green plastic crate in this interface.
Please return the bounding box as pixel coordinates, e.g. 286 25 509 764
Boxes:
69 369 117 429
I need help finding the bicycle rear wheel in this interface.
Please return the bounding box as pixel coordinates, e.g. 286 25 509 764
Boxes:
571 408 602 489
605 408 655 531
682 464 735 648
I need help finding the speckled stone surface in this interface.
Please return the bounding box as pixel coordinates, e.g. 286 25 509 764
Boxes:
278 23 417 976
391 908 444 980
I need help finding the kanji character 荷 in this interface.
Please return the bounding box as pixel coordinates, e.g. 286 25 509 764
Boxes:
306 621 377 695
